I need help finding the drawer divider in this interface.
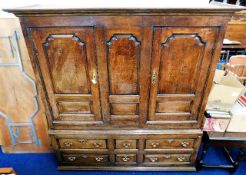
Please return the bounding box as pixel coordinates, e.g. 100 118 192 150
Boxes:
107 138 115 165
137 139 145 165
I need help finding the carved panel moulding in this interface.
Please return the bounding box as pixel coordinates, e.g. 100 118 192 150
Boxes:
162 33 206 47
0 31 40 146
106 34 141 46
106 33 141 95
43 34 85 47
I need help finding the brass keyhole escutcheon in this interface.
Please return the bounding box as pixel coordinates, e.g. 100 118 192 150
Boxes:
122 156 130 162
150 157 158 162
79 139 87 143
91 69 97 84
64 142 73 147
152 70 157 84
163 155 171 159
81 154 88 159
123 143 131 148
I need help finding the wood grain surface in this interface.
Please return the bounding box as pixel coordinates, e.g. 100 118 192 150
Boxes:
0 18 51 153
5 6 239 170
225 10 246 47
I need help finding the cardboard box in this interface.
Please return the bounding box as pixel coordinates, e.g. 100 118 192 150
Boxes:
206 73 245 112
226 94 246 132
213 69 225 83
227 115 246 132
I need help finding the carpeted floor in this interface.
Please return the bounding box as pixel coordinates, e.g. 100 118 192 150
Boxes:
0 146 245 175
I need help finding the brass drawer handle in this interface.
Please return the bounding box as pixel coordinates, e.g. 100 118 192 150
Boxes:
64 142 73 147
95 157 104 162
177 157 186 162
123 143 131 148
151 142 159 148
94 142 102 148
152 70 157 84
180 141 189 147
122 156 130 162
79 139 86 143
67 156 76 161
91 69 97 84
150 157 158 162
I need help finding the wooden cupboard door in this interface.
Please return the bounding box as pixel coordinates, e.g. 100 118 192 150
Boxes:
148 27 218 127
99 27 148 126
30 27 102 125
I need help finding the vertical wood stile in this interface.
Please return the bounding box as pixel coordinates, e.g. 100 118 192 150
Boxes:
107 138 115 165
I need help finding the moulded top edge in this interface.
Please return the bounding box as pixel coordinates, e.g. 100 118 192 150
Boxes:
3 1 245 16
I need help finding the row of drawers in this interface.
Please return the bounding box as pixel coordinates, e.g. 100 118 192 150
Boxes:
51 130 202 168
59 138 194 150
62 153 191 164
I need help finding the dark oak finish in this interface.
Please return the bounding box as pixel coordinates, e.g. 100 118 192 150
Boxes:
50 129 202 169
59 138 106 149
18 15 230 129
31 28 102 124
62 154 109 164
5 4 241 171
116 154 137 163
148 27 217 126
116 140 137 149
224 10 246 49
144 154 191 163
145 139 194 149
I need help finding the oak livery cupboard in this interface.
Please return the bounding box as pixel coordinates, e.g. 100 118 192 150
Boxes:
5 1 242 171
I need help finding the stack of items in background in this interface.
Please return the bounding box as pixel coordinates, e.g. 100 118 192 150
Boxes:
203 69 246 132
227 92 246 132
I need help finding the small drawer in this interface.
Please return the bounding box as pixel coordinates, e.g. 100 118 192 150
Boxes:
145 139 194 149
144 154 191 163
62 154 109 163
116 140 136 149
59 138 106 149
116 154 137 163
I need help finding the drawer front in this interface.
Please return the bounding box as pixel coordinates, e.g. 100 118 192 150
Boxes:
62 154 109 163
59 138 106 149
116 154 137 163
144 154 191 163
52 131 202 169
146 139 194 149
116 140 136 149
